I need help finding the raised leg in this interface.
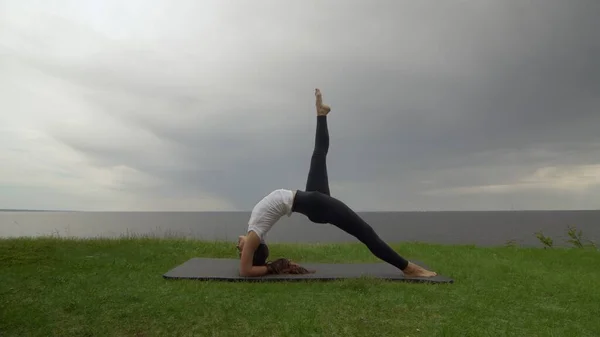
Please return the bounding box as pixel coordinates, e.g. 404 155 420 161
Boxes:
305 89 331 196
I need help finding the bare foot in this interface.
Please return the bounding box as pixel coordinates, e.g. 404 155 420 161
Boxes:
402 261 437 278
315 88 331 116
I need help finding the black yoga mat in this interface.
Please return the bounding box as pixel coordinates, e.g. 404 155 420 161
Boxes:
163 258 453 284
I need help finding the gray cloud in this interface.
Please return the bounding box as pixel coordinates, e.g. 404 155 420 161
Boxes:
1 0 600 210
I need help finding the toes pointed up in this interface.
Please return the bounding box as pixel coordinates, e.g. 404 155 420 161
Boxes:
315 88 331 116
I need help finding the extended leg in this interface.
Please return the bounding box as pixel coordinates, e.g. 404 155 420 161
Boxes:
292 191 437 277
326 196 437 276
305 89 331 196
327 197 409 269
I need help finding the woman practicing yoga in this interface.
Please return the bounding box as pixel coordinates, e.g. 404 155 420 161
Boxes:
236 89 437 278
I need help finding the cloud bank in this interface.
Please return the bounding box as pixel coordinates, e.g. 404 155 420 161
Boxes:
1 0 599 211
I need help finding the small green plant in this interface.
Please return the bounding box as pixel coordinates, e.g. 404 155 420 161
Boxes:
534 225 597 250
566 225 597 249
566 225 584 248
504 239 518 248
535 231 553 249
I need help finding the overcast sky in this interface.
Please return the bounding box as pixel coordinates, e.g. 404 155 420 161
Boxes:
1 0 599 211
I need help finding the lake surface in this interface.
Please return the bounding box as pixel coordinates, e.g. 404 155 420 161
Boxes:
1 210 599 248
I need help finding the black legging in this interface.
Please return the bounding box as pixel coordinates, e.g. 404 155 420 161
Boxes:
291 115 410 270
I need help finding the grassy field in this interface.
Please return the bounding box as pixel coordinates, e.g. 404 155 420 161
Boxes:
1 237 599 337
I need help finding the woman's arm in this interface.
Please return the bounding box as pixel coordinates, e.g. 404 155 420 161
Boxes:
238 231 269 277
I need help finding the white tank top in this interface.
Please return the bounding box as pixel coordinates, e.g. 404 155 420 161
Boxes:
247 189 295 243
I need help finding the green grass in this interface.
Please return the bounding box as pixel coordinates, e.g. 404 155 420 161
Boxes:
1 237 599 337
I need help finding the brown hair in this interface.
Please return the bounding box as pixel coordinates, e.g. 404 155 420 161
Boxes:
250 244 314 274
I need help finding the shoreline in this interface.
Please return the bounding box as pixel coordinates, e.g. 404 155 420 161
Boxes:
2 210 600 248
1 235 597 251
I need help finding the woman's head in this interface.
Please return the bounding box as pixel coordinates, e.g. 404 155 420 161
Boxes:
236 235 270 266
252 243 269 266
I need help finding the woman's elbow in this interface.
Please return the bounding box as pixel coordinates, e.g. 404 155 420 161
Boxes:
239 267 252 277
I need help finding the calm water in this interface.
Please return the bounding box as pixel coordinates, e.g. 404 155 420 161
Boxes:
1 210 599 248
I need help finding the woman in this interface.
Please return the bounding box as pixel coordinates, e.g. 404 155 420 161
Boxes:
236 89 437 278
